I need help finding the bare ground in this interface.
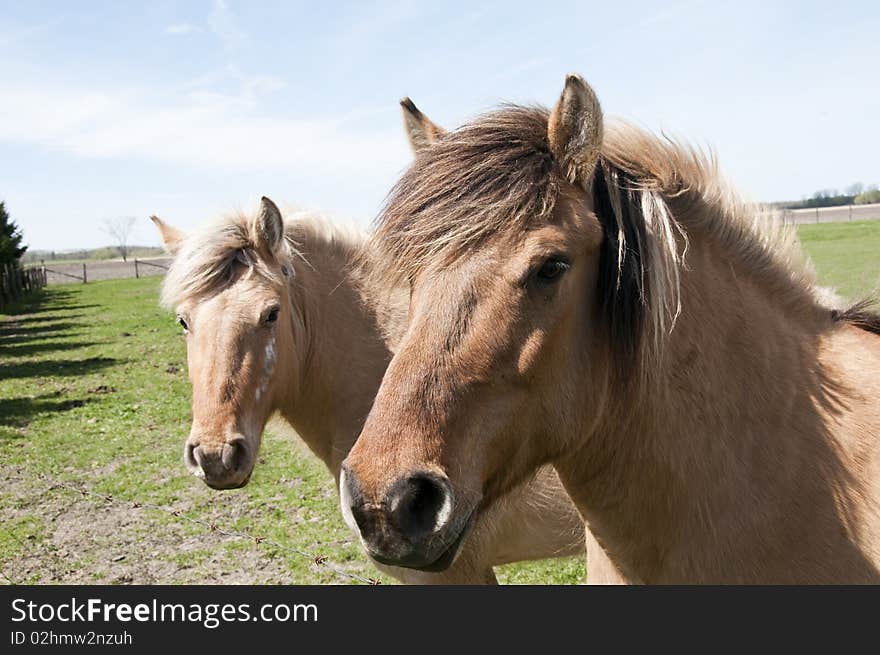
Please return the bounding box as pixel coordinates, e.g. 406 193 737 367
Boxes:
1 463 366 585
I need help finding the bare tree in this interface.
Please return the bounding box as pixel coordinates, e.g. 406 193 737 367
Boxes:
846 182 864 197
102 216 138 262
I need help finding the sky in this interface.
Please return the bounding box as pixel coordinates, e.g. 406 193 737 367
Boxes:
1 0 878 251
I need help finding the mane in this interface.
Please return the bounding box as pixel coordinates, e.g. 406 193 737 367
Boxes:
370 106 558 281
833 299 880 336
370 105 839 376
285 211 367 271
600 122 820 312
160 207 365 309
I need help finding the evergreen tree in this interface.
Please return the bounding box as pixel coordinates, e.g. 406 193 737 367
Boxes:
0 201 28 265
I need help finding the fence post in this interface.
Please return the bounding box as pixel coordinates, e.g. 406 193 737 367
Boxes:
816 207 819 223
82 263 87 284
849 205 852 221
135 258 139 279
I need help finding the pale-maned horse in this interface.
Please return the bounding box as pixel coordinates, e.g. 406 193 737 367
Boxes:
151 197 585 584
341 74 880 583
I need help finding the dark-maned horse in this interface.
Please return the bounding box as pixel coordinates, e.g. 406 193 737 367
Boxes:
341 74 880 583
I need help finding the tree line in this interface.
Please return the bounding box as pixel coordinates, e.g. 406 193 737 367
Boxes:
784 182 880 210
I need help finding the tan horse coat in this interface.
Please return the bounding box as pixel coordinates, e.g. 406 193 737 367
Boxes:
341 75 880 583
154 206 588 583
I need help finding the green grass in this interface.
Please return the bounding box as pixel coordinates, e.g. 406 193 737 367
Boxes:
797 220 880 299
0 280 380 584
1 220 876 585
0 279 583 584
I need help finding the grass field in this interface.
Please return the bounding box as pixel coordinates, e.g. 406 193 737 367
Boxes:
1 221 878 585
0 281 580 584
797 220 880 299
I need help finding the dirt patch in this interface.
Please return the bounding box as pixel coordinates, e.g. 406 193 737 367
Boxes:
1 466 360 584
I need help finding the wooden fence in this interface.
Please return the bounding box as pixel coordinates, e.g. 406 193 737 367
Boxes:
780 201 880 225
42 258 170 285
0 263 48 311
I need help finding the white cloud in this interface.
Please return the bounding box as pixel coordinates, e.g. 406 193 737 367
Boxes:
164 23 200 35
0 81 407 178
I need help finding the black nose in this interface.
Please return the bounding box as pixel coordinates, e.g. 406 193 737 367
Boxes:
340 466 464 571
387 472 452 540
341 468 452 541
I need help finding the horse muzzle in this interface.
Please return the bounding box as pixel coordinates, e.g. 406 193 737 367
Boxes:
339 464 473 571
184 434 254 490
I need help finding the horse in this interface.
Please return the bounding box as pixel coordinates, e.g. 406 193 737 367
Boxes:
151 197 586 584
340 74 880 583
399 97 626 584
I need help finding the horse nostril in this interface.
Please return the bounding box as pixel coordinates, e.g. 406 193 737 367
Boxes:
390 472 452 539
221 438 249 473
339 465 367 533
184 441 199 470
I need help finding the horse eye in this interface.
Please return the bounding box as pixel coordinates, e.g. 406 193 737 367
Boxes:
176 315 189 332
265 307 280 324
534 258 570 283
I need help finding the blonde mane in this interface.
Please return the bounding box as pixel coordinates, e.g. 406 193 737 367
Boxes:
601 121 821 314
160 207 366 310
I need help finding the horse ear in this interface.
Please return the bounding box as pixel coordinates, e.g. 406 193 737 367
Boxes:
547 73 604 186
400 97 446 155
253 196 284 254
149 215 185 256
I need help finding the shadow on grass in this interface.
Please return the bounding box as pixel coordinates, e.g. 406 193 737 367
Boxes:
0 357 120 380
0 313 87 328
0 341 100 359
1 287 93 348
0 322 85 344
0 286 126 437
2 289 68 317
39 303 101 312
1 287 100 318
0 393 95 439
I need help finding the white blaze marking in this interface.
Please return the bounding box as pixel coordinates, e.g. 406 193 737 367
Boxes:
256 335 276 403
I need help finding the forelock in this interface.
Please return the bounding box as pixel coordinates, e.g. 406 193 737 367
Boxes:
160 212 290 309
369 106 560 285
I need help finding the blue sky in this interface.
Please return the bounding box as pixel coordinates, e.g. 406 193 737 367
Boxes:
2 0 878 251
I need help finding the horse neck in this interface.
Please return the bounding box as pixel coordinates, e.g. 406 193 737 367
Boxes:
557 217 854 582
276 229 394 477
